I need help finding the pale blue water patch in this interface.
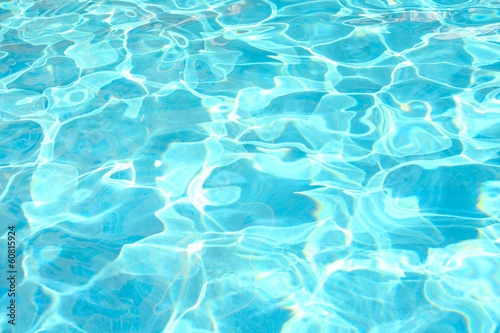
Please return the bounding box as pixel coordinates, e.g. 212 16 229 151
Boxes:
1 0 500 332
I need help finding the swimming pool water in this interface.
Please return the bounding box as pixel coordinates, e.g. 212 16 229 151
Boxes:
1 0 500 332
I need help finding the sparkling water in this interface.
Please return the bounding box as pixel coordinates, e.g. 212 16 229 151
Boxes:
1 0 500 332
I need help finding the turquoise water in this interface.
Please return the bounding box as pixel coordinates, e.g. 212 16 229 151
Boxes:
1 0 500 332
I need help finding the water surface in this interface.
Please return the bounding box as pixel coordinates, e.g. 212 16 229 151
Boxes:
1 0 500 332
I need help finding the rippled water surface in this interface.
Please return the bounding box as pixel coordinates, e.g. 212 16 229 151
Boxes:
1 0 500 332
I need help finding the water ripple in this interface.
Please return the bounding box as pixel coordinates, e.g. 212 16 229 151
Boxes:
1 0 500 332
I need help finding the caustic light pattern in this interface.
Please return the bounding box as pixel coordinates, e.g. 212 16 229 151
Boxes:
1 0 500 332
